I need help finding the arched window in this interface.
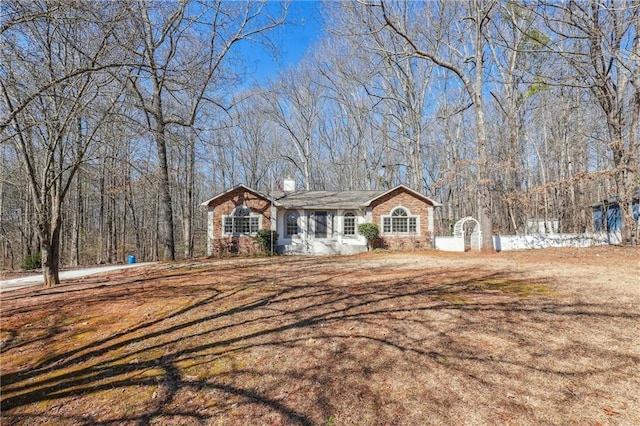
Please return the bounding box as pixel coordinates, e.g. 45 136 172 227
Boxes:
382 207 417 234
343 212 356 235
285 211 299 236
223 206 259 235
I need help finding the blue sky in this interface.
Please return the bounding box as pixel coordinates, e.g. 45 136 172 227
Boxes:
239 1 324 85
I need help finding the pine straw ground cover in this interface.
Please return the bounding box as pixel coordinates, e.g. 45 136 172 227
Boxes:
1 247 638 425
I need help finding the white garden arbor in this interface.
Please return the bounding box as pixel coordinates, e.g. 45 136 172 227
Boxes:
434 216 482 252
453 216 482 251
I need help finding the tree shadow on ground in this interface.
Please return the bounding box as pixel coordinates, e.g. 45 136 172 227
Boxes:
1 256 639 425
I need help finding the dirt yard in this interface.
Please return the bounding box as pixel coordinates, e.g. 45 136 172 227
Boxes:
1 247 638 425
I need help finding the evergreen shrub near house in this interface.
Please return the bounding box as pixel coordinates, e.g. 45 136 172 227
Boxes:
254 229 279 254
22 252 42 270
357 223 379 251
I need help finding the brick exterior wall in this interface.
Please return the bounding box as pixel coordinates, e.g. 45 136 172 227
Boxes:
207 188 272 255
370 187 433 250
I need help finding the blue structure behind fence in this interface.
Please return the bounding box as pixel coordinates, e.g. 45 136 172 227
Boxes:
592 192 640 232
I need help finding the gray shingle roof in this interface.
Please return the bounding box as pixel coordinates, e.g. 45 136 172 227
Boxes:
272 190 383 209
202 184 442 209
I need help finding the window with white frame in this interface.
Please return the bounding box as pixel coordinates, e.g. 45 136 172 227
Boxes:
223 206 259 235
343 212 356 236
285 211 299 236
382 207 417 234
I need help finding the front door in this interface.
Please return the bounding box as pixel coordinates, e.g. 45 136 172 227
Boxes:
314 211 328 238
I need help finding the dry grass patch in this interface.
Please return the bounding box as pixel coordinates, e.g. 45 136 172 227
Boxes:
1 247 639 425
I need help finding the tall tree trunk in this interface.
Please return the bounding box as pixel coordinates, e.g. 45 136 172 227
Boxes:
150 68 175 261
39 187 62 287
41 222 61 288
607 106 633 243
70 172 81 266
126 177 143 260
472 1 494 252
474 98 494 252
70 116 83 266
155 125 175 261
183 129 196 259
98 162 106 264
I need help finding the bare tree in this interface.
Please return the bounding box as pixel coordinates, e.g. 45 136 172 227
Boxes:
539 1 639 243
345 0 496 250
263 64 323 190
122 0 287 260
313 35 386 190
1 1 126 286
485 3 545 233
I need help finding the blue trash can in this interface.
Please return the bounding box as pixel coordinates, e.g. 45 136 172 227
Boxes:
127 254 136 264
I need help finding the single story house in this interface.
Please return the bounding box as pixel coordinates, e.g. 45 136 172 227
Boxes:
201 181 441 255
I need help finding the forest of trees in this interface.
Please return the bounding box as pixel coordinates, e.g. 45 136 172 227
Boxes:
1 1 638 285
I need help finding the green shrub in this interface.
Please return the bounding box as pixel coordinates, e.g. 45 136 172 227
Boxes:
22 252 42 270
254 229 279 254
357 223 379 251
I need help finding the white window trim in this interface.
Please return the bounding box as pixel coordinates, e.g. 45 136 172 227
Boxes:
381 205 420 236
343 211 357 238
222 205 262 236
